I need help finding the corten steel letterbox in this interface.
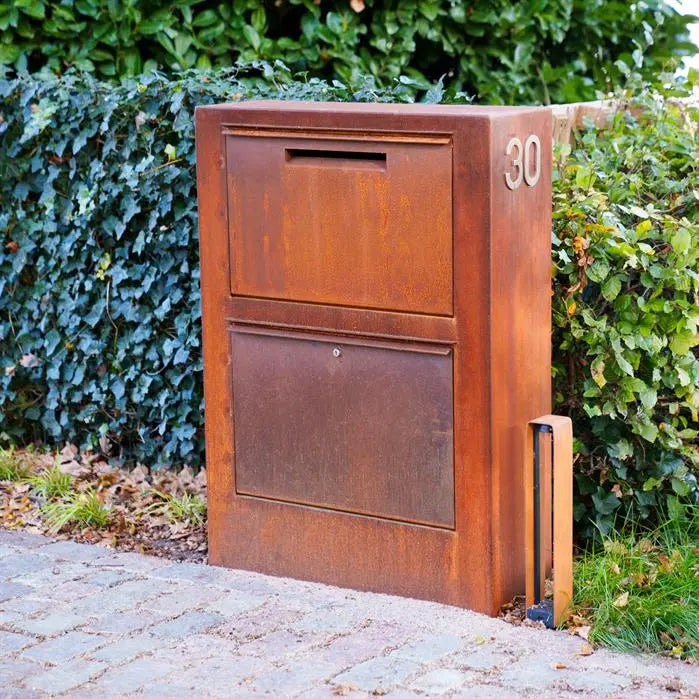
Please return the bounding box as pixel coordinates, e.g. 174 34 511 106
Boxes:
195 101 552 615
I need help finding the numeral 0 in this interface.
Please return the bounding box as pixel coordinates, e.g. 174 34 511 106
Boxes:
505 134 541 190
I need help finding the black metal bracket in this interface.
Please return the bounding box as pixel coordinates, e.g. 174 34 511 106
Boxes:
526 423 555 629
527 598 554 627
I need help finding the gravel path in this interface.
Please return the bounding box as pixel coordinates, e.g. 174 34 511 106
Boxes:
0 529 696 698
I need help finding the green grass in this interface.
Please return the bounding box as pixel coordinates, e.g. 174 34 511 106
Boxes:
146 489 207 526
28 461 73 499
0 447 30 481
572 507 698 659
42 490 111 532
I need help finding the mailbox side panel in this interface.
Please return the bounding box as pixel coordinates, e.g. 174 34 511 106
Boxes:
489 110 553 611
451 116 495 613
195 107 238 564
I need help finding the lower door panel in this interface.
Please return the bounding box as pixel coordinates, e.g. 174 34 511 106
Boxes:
231 326 454 528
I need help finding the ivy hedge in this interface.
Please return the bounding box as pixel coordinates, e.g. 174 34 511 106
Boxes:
0 0 697 104
0 66 697 530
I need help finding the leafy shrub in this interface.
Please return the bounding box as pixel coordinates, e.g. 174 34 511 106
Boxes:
0 66 696 528
553 78 698 535
0 0 696 104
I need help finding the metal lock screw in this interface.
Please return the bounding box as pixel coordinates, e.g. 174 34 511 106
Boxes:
332 347 342 358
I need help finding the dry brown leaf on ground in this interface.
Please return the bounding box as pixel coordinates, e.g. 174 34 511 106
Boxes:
93 460 115 477
60 443 78 460
193 468 207 494
613 591 629 608
59 460 90 477
178 465 195 488
498 595 526 625
130 464 149 484
573 625 591 641
636 538 654 553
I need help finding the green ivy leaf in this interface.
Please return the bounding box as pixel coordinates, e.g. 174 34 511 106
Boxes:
592 488 621 515
628 205 648 219
587 258 610 283
614 350 634 376
575 166 596 190
601 275 622 301
16 0 45 20
639 387 657 411
670 228 690 255
669 331 698 356
192 9 218 28
666 495 684 521
671 477 689 496
643 477 662 491
635 421 659 443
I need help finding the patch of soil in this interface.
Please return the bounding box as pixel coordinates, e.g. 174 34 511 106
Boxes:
0 445 207 563
499 594 528 625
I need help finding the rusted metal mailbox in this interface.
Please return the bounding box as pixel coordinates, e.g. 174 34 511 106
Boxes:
195 101 552 615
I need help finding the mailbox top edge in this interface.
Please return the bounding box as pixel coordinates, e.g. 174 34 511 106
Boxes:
195 99 548 119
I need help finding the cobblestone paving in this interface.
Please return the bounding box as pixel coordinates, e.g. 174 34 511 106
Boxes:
0 530 697 698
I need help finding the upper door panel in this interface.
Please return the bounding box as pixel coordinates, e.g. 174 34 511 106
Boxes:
225 131 453 316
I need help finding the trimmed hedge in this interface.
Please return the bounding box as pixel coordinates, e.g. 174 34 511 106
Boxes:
0 66 696 529
0 0 697 104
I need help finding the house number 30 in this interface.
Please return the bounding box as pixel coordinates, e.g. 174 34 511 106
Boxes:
504 135 541 190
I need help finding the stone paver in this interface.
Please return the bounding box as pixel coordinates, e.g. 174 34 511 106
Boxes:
0 582 33 603
0 630 35 655
89 636 162 664
87 657 176 694
0 530 696 698
22 631 106 664
409 668 474 694
28 659 106 694
83 610 165 635
148 610 225 638
334 655 422 693
0 554 48 580
36 541 107 562
13 611 87 636
0 657 44 686
0 530 49 548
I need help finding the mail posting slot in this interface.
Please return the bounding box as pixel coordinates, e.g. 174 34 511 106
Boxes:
195 101 552 615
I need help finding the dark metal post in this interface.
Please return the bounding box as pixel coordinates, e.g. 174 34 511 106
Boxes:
528 423 553 626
